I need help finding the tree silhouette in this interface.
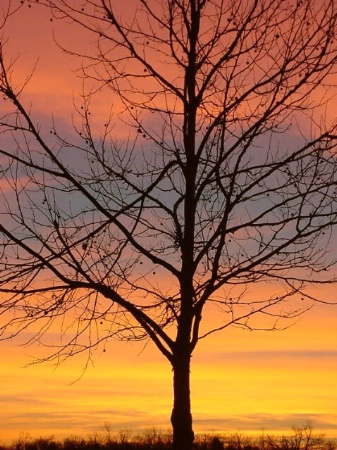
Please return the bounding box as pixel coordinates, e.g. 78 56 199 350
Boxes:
1 1 337 449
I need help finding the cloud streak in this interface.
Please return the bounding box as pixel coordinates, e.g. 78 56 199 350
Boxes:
194 412 337 435
217 350 337 360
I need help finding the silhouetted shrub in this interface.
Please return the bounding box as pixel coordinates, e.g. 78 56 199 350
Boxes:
62 437 87 450
2 425 336 450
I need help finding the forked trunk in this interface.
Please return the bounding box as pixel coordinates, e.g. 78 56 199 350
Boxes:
171 353 194 450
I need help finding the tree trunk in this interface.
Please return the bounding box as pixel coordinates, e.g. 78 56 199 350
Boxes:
171 353 194 450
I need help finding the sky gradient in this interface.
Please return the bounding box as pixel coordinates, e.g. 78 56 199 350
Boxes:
0 0 337 444
1 304 337 443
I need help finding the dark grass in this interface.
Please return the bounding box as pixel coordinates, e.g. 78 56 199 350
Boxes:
1 425 336 450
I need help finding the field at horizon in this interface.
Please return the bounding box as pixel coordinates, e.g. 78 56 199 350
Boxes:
1 424 336 450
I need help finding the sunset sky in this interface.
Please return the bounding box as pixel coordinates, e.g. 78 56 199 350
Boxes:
1 304 337 442
0 0 337 445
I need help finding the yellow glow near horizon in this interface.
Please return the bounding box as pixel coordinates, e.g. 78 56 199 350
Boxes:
1 304 337 443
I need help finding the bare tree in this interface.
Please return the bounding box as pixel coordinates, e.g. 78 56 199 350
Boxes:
1 1 337 449
260 424 336 450
0 1 21 31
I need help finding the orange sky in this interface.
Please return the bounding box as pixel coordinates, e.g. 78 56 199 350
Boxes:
1 304 336 443
0 1 337 445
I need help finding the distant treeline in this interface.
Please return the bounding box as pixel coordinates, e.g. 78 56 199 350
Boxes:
1 424 336 450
